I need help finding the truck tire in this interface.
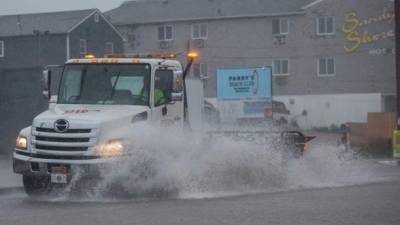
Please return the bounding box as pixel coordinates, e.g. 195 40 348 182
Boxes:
23 175 51 197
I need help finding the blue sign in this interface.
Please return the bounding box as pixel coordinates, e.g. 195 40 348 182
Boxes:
217 67 272 99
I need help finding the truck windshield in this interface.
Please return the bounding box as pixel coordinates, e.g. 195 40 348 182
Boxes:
58 64 151 105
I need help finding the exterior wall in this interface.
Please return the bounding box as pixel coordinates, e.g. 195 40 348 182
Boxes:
118 16 308 97
0 12 124 154
297 0 395 95
0 34 67 69
114 0 395 128
206 93 383 129
0 67 46 154
69 12 124 58
116 0 395 98
0 34 67 154
274 93 383 129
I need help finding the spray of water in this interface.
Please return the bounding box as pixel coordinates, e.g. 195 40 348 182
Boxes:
43 122 387 201
37 121 393 203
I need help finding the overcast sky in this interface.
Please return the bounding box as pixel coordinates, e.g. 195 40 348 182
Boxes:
0 0 126 15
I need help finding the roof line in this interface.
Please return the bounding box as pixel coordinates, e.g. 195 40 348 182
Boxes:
301 0 327 10
67 9 97 33
98 11 126 42
113 11 305 26
66 9 126 42
0 8 96 17
0 32 66 38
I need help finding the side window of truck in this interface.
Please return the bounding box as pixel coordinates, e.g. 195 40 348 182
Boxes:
155 69 174 106
62 70 82 102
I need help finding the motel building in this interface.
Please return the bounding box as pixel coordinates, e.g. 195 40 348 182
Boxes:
106 0 395 129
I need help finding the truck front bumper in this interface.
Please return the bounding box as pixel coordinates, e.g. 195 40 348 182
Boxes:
13 151 121 177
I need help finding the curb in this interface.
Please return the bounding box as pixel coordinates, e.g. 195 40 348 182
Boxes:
378 160 400 166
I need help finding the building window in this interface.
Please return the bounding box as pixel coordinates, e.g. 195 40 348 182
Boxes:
318 57 335 76
0 41 4 57
273 59 289 76
105 42 114 55
79 39 87 55
193 63 208 78
94 13 100 23
192 23 208 39
272 18 289 35
158 25 173 41
317 16 335 35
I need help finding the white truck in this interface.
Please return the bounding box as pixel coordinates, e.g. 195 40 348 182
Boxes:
13 53 313 197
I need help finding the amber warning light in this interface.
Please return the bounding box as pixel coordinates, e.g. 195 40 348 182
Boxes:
187 52 198 60
84 54 96 59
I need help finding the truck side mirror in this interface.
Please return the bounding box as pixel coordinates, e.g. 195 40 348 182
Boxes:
42 70 52 99
162 106 167 116
173 70 183 92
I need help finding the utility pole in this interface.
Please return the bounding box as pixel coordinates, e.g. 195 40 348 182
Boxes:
396 0 400 128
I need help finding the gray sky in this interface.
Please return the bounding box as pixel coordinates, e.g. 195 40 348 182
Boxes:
0 0 126 15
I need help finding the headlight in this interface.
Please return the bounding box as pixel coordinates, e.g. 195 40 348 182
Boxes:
16 135 27 150
97 139 124 157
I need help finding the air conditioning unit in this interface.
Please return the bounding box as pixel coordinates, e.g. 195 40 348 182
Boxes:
159 41 170 49
200 74 209 80
193 39 206 49
274 35 286 45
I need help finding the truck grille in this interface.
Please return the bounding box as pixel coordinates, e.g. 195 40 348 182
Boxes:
36 127 91 133
16 151 100 160
35 145 89 151
32 126 97 153
35 136 90 143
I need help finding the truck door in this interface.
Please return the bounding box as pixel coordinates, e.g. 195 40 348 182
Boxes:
152 68 184 127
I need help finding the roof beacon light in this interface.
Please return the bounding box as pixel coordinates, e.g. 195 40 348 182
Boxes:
187 52 198 60
85 54 96 59
153 53 177 59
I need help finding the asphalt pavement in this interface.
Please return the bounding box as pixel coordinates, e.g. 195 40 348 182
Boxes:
0 155 22 190
1 133 400 225
0 155 399 225
0 180 399 225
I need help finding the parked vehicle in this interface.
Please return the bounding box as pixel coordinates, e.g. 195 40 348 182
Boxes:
272 100 290 126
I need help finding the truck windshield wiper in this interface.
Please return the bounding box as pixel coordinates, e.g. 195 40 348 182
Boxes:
106 71 121 104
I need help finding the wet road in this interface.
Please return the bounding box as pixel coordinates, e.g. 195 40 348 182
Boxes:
1 132 400 225
1 165 400 225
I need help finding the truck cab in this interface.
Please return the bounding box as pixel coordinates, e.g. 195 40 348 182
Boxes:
13 54 188 196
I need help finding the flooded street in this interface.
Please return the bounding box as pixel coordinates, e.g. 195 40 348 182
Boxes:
1 132 400 225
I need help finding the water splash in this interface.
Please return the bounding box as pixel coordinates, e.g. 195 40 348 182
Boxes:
75 124 384 200
40 123 391 201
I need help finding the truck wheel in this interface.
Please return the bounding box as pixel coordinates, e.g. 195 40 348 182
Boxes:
23 175 51 197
